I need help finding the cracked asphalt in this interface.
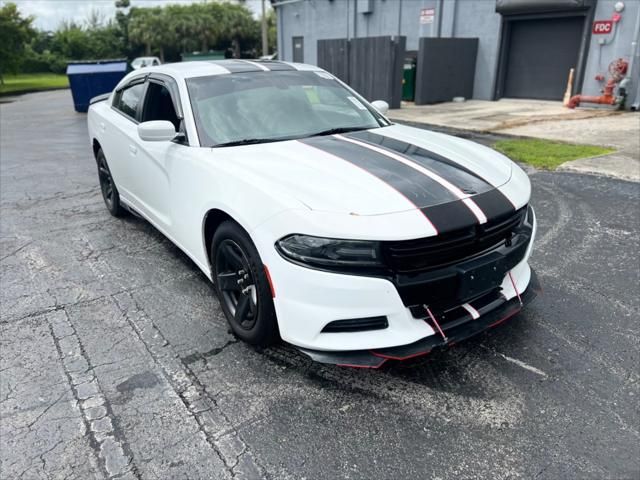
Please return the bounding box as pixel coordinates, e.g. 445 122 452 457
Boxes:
1 90 639 480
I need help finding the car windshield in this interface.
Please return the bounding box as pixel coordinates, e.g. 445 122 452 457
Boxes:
186 71 386 147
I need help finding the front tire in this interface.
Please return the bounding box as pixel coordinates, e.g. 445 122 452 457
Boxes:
212 221 279 346
96 148 124 217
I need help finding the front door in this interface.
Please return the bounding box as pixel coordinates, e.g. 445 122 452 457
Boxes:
133 79 186 230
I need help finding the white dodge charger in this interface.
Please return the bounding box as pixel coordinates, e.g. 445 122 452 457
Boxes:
88 60 539 368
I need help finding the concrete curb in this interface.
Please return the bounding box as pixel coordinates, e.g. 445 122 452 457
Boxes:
557 154 640 183
0 86 70 99
388 118 528 141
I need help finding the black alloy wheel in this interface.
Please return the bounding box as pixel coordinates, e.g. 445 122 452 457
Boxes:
216 239 259 330
212 221 279 345
96 149 124 217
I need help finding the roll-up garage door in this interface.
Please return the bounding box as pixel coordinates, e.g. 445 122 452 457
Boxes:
503 16 584 100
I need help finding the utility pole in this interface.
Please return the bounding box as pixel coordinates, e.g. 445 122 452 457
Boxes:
261 0 268 57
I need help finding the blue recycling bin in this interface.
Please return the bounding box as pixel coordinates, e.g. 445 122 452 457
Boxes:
66 60 128 112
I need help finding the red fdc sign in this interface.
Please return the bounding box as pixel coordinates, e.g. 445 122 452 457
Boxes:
593 20 613 34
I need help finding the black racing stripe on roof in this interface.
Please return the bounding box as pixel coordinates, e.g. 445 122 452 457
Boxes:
471 189 515 219
301 136 479 233
347 130 493 196
211 60 263 73
258 61 297 71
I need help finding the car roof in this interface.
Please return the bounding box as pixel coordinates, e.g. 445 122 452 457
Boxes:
139 60 324 81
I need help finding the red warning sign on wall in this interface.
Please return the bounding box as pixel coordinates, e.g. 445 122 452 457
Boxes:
592 20 613 34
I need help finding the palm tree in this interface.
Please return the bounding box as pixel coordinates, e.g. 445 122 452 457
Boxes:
128 8 153 55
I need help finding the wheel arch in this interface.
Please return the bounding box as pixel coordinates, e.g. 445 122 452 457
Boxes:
202 208 240 271
92 138 102 160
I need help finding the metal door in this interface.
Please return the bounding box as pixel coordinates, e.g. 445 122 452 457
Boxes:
502 16 584 100
292 36 304 63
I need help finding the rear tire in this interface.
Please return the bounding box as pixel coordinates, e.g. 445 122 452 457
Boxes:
96 148 124 217
212 221 279 346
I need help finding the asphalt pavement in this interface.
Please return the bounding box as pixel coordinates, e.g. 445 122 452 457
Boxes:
1 90 639 480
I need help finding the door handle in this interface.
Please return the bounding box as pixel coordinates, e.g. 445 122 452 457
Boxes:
129 145 137 155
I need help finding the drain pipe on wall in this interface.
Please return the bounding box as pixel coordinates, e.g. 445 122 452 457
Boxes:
628 6 640 109
353 0 358 39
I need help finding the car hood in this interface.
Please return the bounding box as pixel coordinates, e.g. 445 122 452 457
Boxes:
217 125 514 216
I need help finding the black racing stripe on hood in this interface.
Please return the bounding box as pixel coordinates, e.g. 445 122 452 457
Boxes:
300 136 479 233
472 189 515 219
347 130 494 196
420 203 482 233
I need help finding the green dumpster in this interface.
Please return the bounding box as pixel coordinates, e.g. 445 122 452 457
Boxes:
402 59 416 102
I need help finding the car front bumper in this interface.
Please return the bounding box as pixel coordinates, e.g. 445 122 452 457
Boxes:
297 269 540 367
253 205 538 355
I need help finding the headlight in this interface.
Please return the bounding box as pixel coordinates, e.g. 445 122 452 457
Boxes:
276 235 384 271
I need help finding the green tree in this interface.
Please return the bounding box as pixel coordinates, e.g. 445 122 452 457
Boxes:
129 6 177 61
89 22 126 59
51 21 93 60
114 0 133 56
128 7 154 56
0 2 35 82
221 3 259 57
148 8 174 62
166 4 198 58
126 2 257 60
192 3 225 53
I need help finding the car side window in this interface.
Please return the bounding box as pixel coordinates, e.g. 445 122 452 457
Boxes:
113 82 145 121
141 82 180 131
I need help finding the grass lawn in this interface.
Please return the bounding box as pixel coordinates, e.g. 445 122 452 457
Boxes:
0 73 69 95
493 138 615 170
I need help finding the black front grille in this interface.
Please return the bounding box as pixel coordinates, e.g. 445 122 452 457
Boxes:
382 206 527 274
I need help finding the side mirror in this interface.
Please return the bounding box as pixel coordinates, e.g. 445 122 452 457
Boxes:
371 100 389 115
137 120 177 142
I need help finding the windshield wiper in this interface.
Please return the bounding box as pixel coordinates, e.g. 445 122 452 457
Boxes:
212 126 369 147
305 126 370 138
212 138 282 148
